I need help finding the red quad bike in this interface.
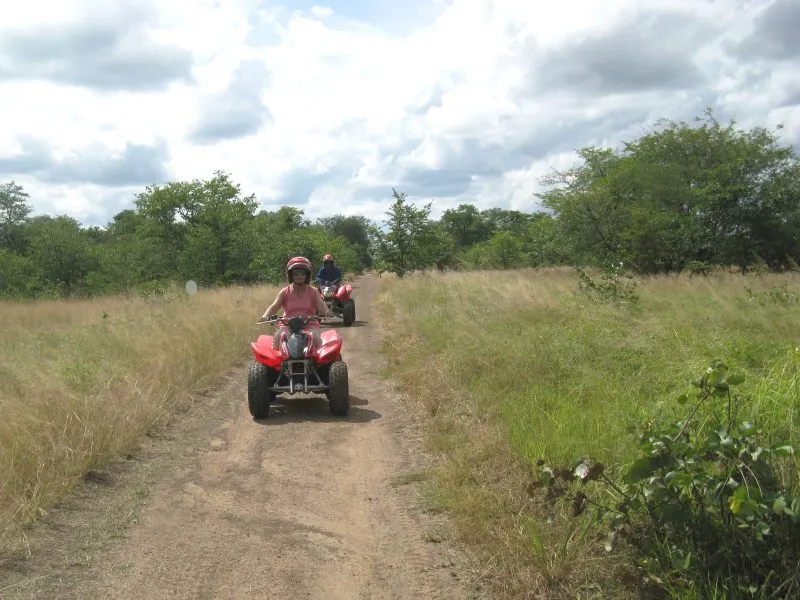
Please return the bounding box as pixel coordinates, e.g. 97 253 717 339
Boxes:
248 314 350 418
316 279 356 326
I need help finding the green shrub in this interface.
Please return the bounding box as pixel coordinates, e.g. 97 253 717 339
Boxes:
533 361 800 598
575 262 639 304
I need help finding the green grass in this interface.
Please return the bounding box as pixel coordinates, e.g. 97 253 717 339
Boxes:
377 267 800 598
391 470 431 487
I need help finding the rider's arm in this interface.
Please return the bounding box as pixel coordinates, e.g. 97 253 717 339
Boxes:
315 292 333 318
261 288 286 320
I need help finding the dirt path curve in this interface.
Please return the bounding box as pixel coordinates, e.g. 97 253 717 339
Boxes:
1 274 480 600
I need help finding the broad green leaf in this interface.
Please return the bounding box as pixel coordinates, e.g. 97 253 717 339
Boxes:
735 498 759 517
772 496 788 516
757 520 771 537
625 456 668 483
727 373 746 385
672 551 691 571
739 422 757 437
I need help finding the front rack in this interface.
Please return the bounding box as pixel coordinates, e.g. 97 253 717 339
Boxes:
269 359 328 394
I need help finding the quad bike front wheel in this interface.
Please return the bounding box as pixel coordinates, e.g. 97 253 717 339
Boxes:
341 299 356 327
327 360 350 416
248 361 276 418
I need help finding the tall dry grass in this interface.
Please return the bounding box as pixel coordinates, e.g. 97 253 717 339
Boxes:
0 283 276 556
377 267 800 598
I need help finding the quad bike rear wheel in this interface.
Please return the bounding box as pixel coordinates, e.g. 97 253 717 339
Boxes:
327 360 350 416
248 361 276 418
341 299 355 327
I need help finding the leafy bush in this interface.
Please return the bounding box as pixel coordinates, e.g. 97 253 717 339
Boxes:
532 361 800 598
575 262 639 304
742 284 799 307
685 260 711 276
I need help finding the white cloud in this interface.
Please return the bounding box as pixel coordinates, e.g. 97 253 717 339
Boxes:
0 0 798 226
310 5 334 18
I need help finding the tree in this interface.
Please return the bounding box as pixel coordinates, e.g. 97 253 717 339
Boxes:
134 171 258 284
466 230 524 269
374 189 440 277
537 110 800 273
537 147 629 267
316 214 375 269
440 204 490 248
271 206 308 230
0 249 41 297
24 216 96 294
0 171 383 298
418 222 457 271
620 110 798 271
480 207 533 237
179 225 223 285
524 213 572 267
0 181 32 253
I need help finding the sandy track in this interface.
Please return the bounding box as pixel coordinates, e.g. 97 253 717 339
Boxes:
1 274 479 600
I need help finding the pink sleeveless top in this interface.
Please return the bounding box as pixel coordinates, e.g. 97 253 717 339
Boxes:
282 285 317 318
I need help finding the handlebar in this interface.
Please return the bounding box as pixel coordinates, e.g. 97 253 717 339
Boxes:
256 314 330 326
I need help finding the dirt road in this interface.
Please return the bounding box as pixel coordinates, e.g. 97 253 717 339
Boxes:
0 274 480 600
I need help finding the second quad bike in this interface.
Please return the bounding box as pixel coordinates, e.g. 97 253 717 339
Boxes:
315 279 356 326
247 314 350 418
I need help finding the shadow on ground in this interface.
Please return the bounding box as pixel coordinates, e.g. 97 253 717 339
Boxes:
320 320 369 329
253 395 380 425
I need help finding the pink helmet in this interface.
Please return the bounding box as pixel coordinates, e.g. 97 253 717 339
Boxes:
286 256 312 283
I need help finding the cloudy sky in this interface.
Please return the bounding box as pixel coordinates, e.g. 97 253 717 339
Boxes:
1 0 798 227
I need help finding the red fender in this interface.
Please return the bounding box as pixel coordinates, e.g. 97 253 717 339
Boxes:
335 283 352 301
250 335 282 369
252 330 342 367
314 329 343 364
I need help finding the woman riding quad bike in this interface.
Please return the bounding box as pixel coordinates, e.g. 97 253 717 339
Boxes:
261 256 333 349
249 256 350 418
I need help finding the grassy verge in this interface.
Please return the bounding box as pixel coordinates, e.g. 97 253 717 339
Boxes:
0 283 275 556
376 268 800 598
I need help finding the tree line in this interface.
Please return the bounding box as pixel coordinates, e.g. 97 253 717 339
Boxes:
2 110 799 298
0 173 374 298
